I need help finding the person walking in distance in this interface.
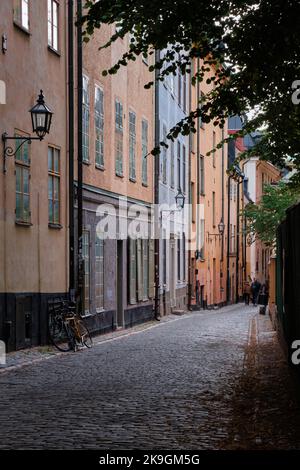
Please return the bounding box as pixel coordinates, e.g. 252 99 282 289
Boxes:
251 277 261 307
243 281 251 305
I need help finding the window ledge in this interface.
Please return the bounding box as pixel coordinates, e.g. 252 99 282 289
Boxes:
80 312 95 319
142 182 148 187
48 223 63 230
15 220 32 227
129 177 136 183
13 21 30 36
95 164 105 171
96 308 105 314
83 160 91 166
116 172 124 178
47 45 61 57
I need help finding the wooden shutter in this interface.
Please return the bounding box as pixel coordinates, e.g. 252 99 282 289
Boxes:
148 238 155 298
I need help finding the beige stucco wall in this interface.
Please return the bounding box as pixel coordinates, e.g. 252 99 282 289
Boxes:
0 0 68 294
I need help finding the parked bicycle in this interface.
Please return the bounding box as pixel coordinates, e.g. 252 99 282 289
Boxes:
48 300 92 352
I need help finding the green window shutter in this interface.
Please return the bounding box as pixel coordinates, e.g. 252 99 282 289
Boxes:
148 238 155 298
129 238 137 304
137 238 143 302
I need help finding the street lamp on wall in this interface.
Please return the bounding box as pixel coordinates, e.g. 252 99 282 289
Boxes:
207 218 225 241
161 187 186 218
175 187 185 210
2 90 53 172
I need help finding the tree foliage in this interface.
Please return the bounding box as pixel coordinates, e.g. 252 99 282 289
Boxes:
81 0 300 178
243 182 300 247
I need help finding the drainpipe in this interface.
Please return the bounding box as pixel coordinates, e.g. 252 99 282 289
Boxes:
221 128 224 263
196 58 200 307
187 62 192 310
226 175 231 303
154 50 160 320
68 0 75 298
236 181 240 303
76 0 84 313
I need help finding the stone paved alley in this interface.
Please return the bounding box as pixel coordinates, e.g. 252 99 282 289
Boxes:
1 304 300 450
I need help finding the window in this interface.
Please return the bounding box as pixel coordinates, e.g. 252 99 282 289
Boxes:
183 73 187 112
48 0 58 51
177 238 181 281
95 236 104 311
83 231 90 314
162 125 167 184
213 130 216 168
48 147 60 224
14 0 29 30
142 119 148 185
115 99 123 176
170 140 175 188
82 75 89 162
178 72 182 106
177 141 181 190
262 173 265 193
162 237 167 285
142 239 149 300
129 238 137 304
191 182 195 222
212 191 216 227
15 135 30 223
182 145 186 193
200 219 205 258
129 111 136 181
169 73 175 95
95 86 104 168
199 155 205 195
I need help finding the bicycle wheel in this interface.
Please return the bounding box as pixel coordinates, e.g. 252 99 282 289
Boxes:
78 320 93 348
49 315 72 352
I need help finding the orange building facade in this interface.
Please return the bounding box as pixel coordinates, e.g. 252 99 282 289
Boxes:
190 60 228 308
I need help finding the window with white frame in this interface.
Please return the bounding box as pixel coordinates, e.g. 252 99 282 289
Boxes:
182 232 186 280
183 73 187 112
48 146 60 224
15 134 30 223
48 0 59 51
177 238 181 281
82 75 89 162
178 71 182 106
200 219 205 259
14 0 29 30
129 111 136 181
115 99 123 176
95 86 104 168
95 236 104 311
170 140 175 188
177 141 181 190
142 119 148 185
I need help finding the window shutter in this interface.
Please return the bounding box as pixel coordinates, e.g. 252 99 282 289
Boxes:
129 239 137 304
137 238 143 302
148 238 155 298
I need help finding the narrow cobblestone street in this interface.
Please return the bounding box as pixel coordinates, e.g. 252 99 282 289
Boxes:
1 305 300 450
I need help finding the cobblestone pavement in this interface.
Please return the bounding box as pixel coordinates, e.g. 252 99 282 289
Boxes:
0 304 300 450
